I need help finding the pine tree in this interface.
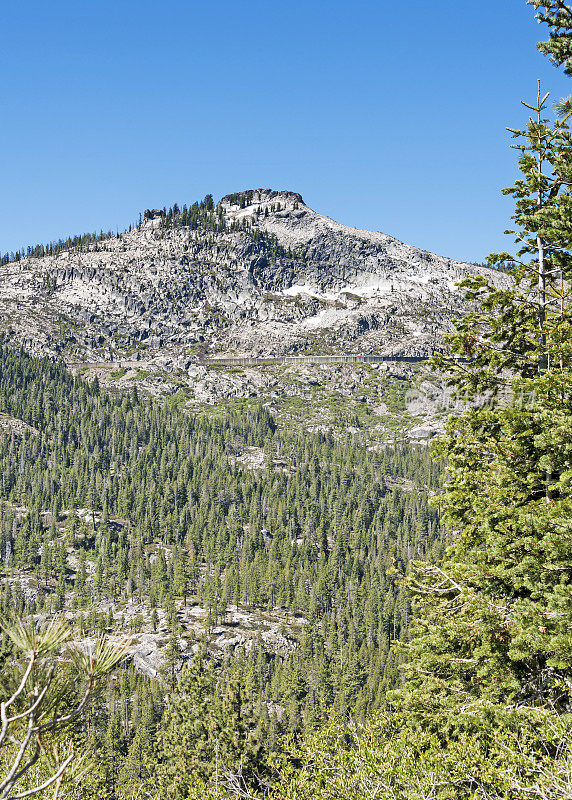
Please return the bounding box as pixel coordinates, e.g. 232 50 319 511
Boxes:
400 44 572 717
530 0 572 73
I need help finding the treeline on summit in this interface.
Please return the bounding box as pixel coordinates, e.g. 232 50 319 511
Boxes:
0 190 299 267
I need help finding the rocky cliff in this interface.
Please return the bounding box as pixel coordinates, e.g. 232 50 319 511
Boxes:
0 188 505 362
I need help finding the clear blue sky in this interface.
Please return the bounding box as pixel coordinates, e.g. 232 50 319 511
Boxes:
1 0 569 263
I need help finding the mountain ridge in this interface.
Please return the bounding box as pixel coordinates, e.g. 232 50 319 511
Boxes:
0 187 506 366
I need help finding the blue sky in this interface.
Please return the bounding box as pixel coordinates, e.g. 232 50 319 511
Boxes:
1 0 569 263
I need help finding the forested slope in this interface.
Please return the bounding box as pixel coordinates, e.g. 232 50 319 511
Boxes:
0 344 445 795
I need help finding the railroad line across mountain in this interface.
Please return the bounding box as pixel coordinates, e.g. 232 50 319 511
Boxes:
65 353 449 370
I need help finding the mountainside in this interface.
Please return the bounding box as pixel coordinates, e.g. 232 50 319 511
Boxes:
0 188 505 363
0 343 444 721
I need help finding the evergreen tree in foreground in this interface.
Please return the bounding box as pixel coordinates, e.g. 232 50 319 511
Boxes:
0 617 128 799
399 5 572 719
530 0 572 74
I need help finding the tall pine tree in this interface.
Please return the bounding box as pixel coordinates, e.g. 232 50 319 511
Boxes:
399 4 572 719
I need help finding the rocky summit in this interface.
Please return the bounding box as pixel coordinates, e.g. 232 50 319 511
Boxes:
0 188 506 363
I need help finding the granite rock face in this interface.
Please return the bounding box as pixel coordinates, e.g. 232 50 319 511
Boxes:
0 188 507 361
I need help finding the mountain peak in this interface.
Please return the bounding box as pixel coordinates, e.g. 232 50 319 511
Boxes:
219 188 304 212
0 187 507 363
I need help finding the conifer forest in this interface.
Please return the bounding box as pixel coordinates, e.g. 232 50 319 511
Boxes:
1 1 572 798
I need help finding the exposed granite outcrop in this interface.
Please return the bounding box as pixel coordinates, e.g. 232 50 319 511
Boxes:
0 188 508 362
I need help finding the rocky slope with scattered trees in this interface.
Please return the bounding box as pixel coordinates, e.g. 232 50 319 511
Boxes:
0 189 506 363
